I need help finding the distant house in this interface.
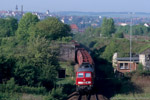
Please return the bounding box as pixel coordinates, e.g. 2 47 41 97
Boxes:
140 48 150 69
113 53 147 73
116 57 139 73
70 24 79 33
144 23 150 27
118 23 127 26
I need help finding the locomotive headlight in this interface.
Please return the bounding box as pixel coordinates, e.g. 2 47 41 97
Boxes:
78 82 83 84
87 81 91 84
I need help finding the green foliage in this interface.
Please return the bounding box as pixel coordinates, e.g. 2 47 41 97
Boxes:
94 27 101 37
74 27 101 46
133 70 150 76
58 36 73 42
30 17 71 40
116 25 130 34
14 65 37 86
0 56 16 83
101 17 115 37
0 92 20 100
16 13 39 43
45 88 67 100
0 84 46 95
132 25 149 35
0 17 18 37
13 37 60 88
116 25 150 36
26 36 59 67
137 63 143 72
140 70 150 76
5 78 16 93
114 32 124 38
100 39 143 62
0 14 75 95
83 27 101 38
0 37 19 58
101 40 118 62
15 86 46 94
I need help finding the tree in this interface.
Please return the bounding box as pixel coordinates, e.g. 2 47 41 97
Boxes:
116 25 130 35
26 37 60 88
137 63 143 72
14 64 37 86
101 17 115 37
45 88 67 100
114 32 124 38
16 13 39 43
132 25 149 35
101 40 117 62
0 17 18 37
94 27 101 37
13 36 60 88
30 17 71 40
116 25 150 36
0 55 16 83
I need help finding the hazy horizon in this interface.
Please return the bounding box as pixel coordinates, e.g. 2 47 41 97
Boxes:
0 0 150 13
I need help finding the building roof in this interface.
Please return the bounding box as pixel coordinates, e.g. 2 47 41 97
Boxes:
117 57 139 62
70 24 78 30
78 67 94 72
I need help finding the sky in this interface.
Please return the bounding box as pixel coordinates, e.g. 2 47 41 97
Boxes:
0 0 150 12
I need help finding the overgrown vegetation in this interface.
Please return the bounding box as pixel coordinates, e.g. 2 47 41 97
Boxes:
1 14 150 99
74 17 150 99
0 13 73 100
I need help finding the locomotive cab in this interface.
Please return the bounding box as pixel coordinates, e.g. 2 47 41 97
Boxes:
76 63 94 92
76 71 93 92
76 72 93 85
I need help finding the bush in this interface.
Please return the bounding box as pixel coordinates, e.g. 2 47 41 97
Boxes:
0 56 16 83
139 70 150 76
14 64 38 86
0 92 20 100
114 32 124 38
137 63 143 72
45 87 67 100
0 78 46 95
5 78 15 93
58 36 73 42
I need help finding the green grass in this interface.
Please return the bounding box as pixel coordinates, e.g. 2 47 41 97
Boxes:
59 61 75 77
111 75 150 100
57 61 76 86
21 93 44 100
0 92 45 100
111 93 150 100
57 62 76 94
0 92 21 100
56 77 75 85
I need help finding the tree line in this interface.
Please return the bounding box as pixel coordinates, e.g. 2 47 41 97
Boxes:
75 17 150 43
0 13 72 99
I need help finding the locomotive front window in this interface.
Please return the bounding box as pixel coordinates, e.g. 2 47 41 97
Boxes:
85 73 91 77
78 73 83 78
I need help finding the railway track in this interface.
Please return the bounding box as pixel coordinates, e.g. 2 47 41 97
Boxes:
68 92 79 100
68 92 108 100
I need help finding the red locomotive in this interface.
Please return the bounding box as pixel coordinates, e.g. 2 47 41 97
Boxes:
75 47 95 92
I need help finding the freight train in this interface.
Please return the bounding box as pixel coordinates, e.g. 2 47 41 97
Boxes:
73 41 95 93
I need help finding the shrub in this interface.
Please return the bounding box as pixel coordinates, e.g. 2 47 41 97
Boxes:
0 78 46 95
138 63 143 71
45 87 67 100
5 78 15 93
114 32 124 38
140 70 150 76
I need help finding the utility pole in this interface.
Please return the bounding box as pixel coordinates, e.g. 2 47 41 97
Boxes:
130 12 133 72
21 5 23 16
